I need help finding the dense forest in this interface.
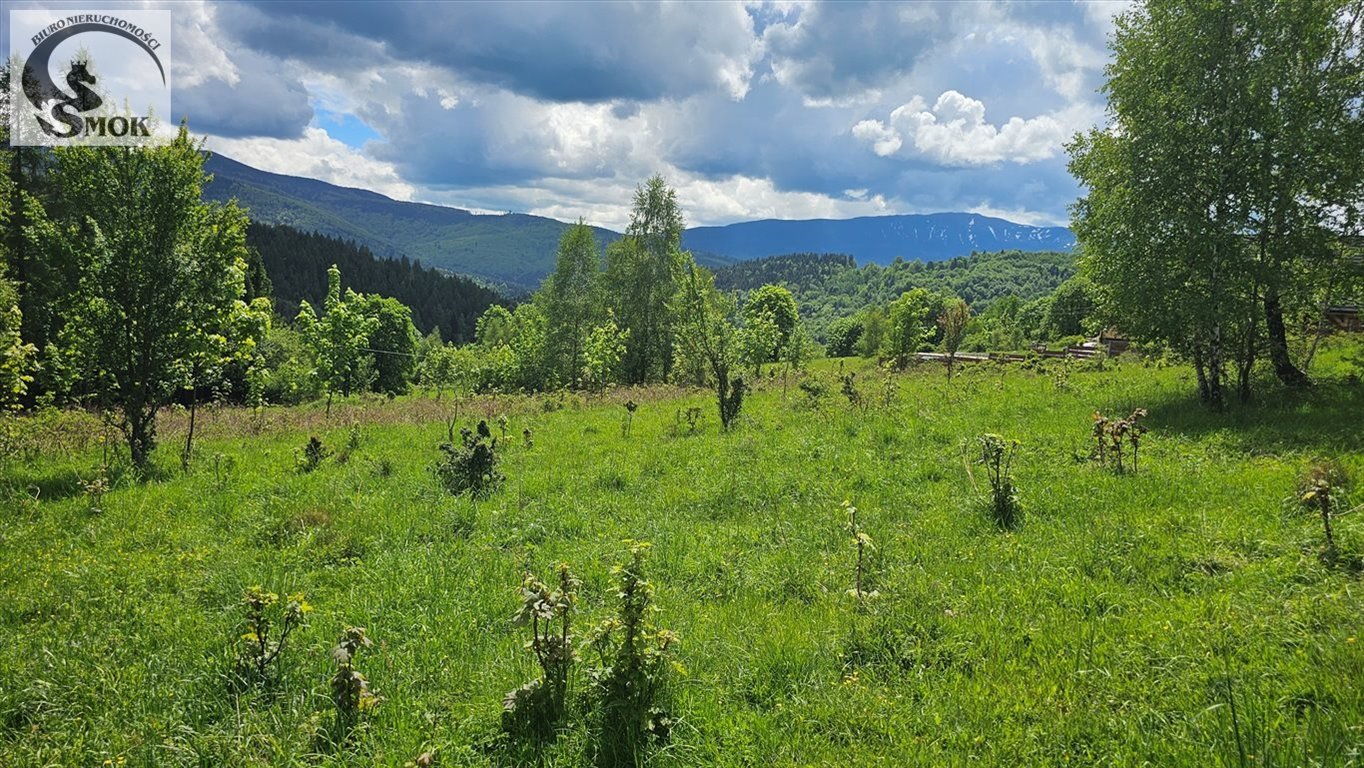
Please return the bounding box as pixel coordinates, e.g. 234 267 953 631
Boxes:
714 250 1075 338
247 222 504 344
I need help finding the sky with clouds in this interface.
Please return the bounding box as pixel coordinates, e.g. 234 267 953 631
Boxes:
4 0 1132 230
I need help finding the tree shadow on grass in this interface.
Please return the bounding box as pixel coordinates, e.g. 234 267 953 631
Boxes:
0 467 87 504
1142 377 1364 456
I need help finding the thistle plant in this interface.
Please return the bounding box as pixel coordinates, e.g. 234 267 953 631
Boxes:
841 372 866 412
330 626 380 730
979 434 1020 528
237 587 310 685
297 435 330 473
843 500 878 608
585 541 677 766
503 563 580 738
433 420 502 498
1299 462 1351 562
1091 408 1148 473
622 399 638 438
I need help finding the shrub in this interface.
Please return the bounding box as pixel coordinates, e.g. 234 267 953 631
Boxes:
434 420 502 498
1091 408 1148 473
585 542 677 767
503 564 580 740
978 434 1021 528
841 372 866 412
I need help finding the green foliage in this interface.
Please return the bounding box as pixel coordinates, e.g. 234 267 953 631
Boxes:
884 288 935 369
675 262 746 430
1091 408 1148 474
938 297 971 378
260 324 322 405
1043 276 1096 339
329 626 379 735
543 222 602 386
503 564 580 740
842 501 878 607
1299 461 1352 562
434 420 502 497
297 435 331 473
0 264 35 408
977 434 1020 529
714 250 1076 341
743 284 800 360
34 127 249 469
582 310 629 393
246 222 500 344
236 587 309 685
585 542 676 767
825 315 863 358
356 294 419 396
297 265 380 405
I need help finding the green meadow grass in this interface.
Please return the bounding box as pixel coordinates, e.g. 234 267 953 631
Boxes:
2 344 1363 766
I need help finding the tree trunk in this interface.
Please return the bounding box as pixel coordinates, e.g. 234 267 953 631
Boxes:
181 396 197 471
1264 290 1310 389
947 353 955 381
1193 346 1211 404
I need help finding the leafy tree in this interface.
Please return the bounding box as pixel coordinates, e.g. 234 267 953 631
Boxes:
297 264 379 413
476 305 516 349
742 284 800 360
938 298 971 379
357 294 419 396
858 308 887 358
1044 276 1096 339
604 175 687 384
543 221 601 386
737 309 780 377
36 129 249 470
674 262 744 430
582 310 629 393
884 288 934 369
0 263 34 408
825 316 863 358
1070 0 1364 405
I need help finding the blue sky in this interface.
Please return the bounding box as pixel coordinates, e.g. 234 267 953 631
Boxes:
5 1 1130 230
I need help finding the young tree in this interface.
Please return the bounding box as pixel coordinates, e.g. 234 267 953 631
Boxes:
938 298 971 380
1043 277 1095 339
39 129 250 470
0 263 35 408
884 288 934 370
543 221 601 386
297 264 379 414
674 262 745 430
603 175 687 384
825 316 863 358
737 308 780 378
743 284 800 361
1070 0 1364 405
858 308 887 358
582 310 629 393
357 294 419 396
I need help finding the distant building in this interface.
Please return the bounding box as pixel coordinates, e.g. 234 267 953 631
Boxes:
1325 305 1361 332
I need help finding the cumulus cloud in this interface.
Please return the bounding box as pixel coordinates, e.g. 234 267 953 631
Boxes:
854 90 1069 166
174 47 313 138
205 128 416 201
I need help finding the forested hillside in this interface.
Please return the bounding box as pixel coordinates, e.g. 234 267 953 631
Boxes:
248 223 504 344
714 250 1075 335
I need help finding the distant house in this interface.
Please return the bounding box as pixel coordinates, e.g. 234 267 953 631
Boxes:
1325 305 1361 332
1098 329 1130 355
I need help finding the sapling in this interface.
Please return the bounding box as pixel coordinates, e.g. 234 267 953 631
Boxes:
434 420 502 497
297 436 330 473
843 500 878 608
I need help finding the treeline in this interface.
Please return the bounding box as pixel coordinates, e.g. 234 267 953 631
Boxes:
248 222 503 344
714 250 1075 340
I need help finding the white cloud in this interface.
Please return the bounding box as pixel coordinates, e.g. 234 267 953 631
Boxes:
205 127 416 201
854 90 1070 166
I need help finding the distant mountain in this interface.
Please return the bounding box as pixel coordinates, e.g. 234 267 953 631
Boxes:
684 213 1075 265
203 153 625 293
247 222 503 344
204 153 1073 293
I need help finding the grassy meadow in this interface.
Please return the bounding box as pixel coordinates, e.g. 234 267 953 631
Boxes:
2 342 1363 766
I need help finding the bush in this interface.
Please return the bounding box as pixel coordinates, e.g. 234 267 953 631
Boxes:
434 420 502 497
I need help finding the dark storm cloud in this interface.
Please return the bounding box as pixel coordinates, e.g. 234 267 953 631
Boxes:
174 49 313 138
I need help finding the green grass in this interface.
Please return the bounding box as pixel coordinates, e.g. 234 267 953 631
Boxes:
3 345 1364 766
